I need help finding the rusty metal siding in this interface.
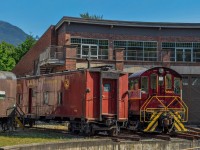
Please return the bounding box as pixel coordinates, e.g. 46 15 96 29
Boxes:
18 71 87 119
17 69 128 122
0 71 16 117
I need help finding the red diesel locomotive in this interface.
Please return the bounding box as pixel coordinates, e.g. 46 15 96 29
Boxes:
17 67 128 135
128 67 188 133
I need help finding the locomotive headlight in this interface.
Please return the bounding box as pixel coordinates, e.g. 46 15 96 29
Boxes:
159 68 164 74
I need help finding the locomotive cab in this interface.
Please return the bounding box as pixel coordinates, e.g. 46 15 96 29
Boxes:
128 67 188 133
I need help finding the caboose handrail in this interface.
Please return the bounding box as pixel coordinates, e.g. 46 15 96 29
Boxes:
140 95 188 123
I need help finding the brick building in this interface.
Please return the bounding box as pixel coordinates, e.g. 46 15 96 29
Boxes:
13 16 200 124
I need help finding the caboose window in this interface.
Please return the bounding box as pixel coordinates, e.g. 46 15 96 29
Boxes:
43 92 49 104
57 92 63 105
17 93 22 104
0 91 6 100
104 84 111 92
129 79 139 90
151 74 157 90
141 77 148 93
174 78 181 94
166 74 172 89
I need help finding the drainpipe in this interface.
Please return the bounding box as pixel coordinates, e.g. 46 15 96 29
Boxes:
86 58 90 69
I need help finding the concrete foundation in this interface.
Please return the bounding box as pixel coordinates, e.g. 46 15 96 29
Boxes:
1 139 200 150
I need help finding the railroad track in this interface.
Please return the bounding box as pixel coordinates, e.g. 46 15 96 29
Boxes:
28 126 200 141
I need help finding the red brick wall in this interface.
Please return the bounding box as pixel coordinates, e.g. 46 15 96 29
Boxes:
12 26 57 76
13 22 200 76
115 48 124 70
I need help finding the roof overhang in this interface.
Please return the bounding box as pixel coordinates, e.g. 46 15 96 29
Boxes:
55 16 200 31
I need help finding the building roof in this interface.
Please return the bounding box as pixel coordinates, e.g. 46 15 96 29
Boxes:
0 71 16 80
56 16 200 30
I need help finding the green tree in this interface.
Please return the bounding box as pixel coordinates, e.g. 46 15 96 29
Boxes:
80 12 103 20
14 35 37 64
0 42 16 71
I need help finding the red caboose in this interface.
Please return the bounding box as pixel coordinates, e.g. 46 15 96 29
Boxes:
0 71 16 130
128 67 188 133
17 67 128 135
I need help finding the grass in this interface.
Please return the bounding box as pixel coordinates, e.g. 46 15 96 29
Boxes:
0 128 73 147
0 132 69 147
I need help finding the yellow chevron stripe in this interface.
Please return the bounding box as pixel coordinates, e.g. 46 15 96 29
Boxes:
174 122 182 131
15 117 24 129
174 115 187 131
144 112 162 132
150 121 158 132
150 112 157 120
170 112 187 132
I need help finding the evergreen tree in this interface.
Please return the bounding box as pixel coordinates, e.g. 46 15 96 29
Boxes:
14 35 36 63
80 12 103 20
0 42 16 71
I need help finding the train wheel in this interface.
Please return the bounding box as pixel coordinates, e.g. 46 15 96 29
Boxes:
108 128 118 136
1 122 8 131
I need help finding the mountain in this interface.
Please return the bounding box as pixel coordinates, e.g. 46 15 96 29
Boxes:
0 21 28 46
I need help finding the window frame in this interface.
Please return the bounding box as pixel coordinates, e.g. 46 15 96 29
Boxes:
141 76 149 93
43 91 49 104
150 73 157 90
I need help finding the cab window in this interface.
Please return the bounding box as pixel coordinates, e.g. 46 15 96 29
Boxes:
166 74 172 89
129 79 139 90
174 78 181 94
141 76 148 93
151 74 157 90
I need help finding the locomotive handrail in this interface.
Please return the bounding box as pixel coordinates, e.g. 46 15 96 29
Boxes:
140 95 188 123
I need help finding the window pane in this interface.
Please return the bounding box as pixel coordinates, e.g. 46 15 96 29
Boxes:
57 92 63 105
141 76 148 93
43 92 49 104
166 74 172 89
191 77 200 86
104 84 111 92
129 79 139 90
182 77 188 86
151 74 157 90
162 42 175 48
174 78 181 94
0 91 6 100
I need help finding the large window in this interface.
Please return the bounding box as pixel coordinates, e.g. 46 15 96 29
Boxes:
71 38 109 60
114 40 157 61
162 42 200 62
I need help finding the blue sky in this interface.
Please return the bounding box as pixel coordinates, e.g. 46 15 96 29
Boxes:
1 0 200 37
